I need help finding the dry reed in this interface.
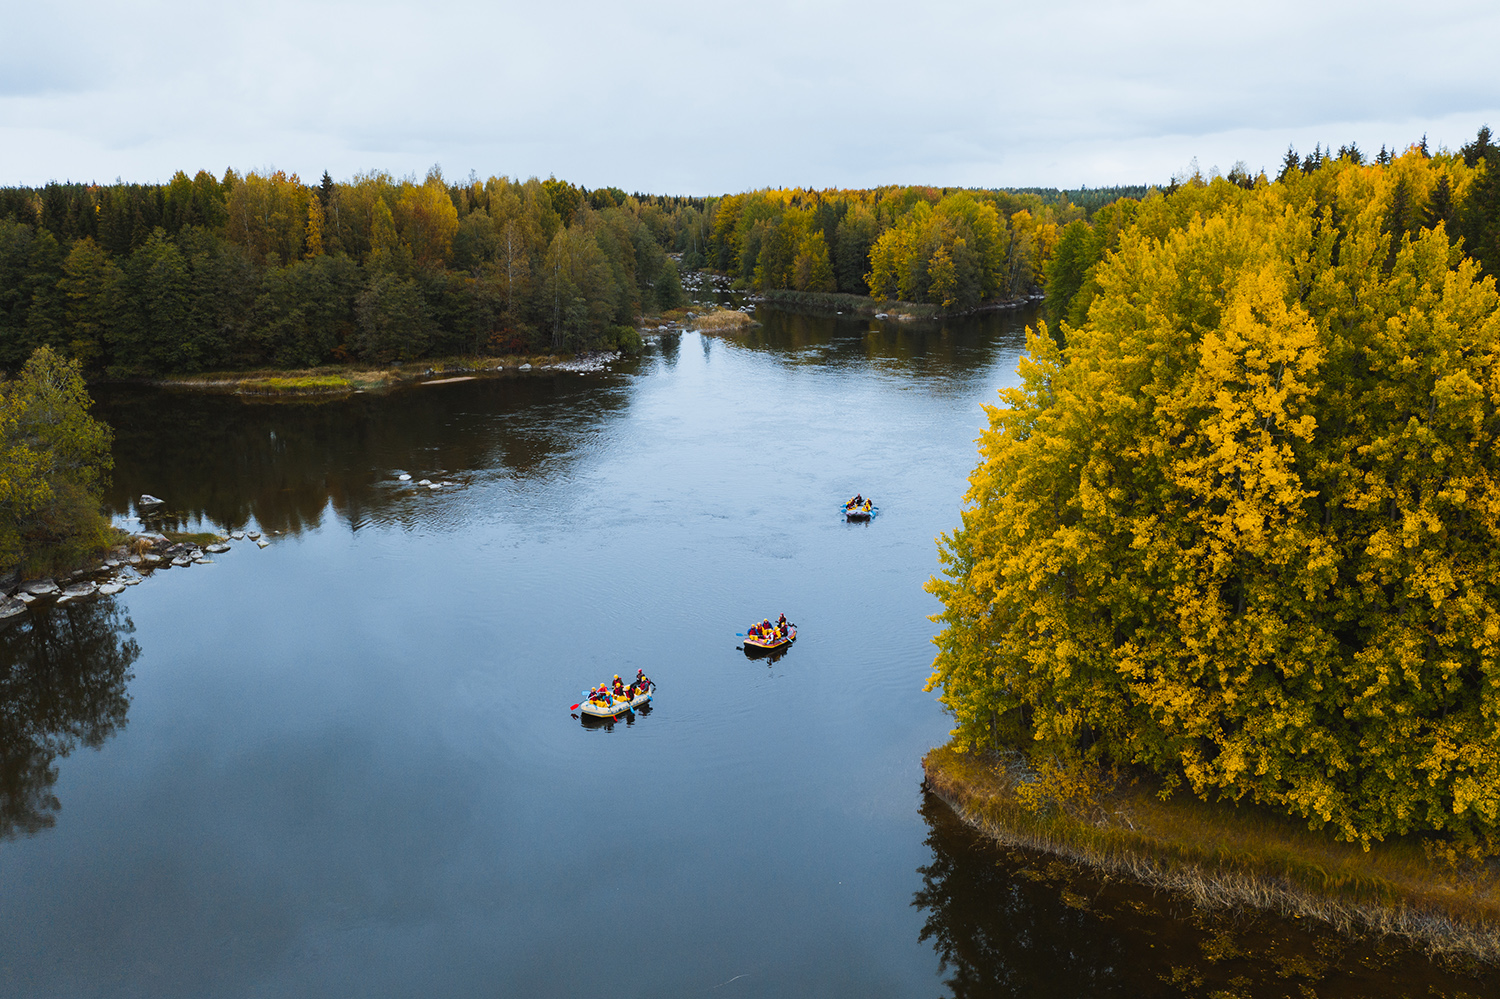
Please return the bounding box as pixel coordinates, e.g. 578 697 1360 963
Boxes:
694 310 754 332
923 744 1500 965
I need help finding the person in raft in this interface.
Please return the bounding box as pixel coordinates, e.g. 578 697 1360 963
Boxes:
634 669 653 693
847 493 863 509
612 675 625 697
777 613 789 632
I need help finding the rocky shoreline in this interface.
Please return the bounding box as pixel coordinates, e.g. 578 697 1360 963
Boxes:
0 502 278 623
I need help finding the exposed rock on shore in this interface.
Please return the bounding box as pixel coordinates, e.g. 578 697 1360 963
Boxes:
1 529 275 622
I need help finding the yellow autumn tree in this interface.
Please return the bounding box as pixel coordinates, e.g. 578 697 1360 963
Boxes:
927 153 1500 851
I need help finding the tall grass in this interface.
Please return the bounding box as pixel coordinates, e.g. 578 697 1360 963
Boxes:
924 743 1500 965
694 310 754 332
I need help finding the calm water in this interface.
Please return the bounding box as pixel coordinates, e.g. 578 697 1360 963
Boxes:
0 306 1485 997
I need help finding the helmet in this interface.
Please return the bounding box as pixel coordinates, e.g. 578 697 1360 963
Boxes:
614 675 621 680
636 669 645 676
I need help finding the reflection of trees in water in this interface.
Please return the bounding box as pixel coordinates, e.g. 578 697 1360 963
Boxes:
743 306 1032 373
94 375 630 535
913 794 1141 999
0 598 139 839
914 793 1490 999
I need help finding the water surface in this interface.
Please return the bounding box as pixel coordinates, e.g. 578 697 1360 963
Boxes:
0 305 1484 997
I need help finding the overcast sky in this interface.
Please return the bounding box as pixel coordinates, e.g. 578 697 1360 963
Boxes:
2 0 1496 194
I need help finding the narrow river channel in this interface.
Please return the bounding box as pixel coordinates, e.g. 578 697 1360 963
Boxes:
0 305 1485 997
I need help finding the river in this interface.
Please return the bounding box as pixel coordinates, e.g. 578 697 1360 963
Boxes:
0 305 1484 997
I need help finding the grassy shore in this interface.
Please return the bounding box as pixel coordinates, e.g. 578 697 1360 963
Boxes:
151 354 569 397
923 742 1500 965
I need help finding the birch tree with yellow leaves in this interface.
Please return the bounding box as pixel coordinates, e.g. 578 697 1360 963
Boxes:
927 150 1500 851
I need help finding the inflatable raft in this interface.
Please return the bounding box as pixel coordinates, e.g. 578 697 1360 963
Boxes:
843 502 875 519
579 690 653 719
743 628 796 654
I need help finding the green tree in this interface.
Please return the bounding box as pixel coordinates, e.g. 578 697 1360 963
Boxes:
59 237 123 369
352 269 435 363
792 230 836 293
655 258 686 310
0 347 114 575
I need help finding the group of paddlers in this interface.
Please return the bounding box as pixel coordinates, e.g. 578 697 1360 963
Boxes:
845 493 873 513
585 669 654 707
747 613 793 643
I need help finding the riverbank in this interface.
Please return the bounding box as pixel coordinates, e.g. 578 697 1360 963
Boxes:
751 287 1043 320
140 352 605 398
922 742 1500 966
0 526 260 619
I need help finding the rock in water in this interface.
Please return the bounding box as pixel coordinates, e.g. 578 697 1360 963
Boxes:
98 583 125 595
256 539 270 549
398 473 412 481
139 494 165 508
23 580 58 596
206 543 230 553
418 479 431 486
0 598 27 618
248 531 261 540
171 556 192 566
231 531 245 540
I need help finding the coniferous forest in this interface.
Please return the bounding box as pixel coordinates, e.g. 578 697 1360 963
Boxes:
0 171 1116 378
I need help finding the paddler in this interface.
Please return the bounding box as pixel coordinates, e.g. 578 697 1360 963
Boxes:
635 669 653 692
777 613 789 632
612 674 625 697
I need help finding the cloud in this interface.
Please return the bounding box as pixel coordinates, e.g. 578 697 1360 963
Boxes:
0 0 1496 190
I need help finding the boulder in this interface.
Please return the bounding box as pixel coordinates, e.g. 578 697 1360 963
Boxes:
16 592 35 604
256 539 270 549
518 363 532 371
418 479 432 486
248 531 261 540
63 582 98 597
122 576 143 586
23 580 58 596
0 598 26 619
231 531 245 540
171 556 192 566
98 582 125 596
138 494 165 508
398 473 412 481
206 544 230 554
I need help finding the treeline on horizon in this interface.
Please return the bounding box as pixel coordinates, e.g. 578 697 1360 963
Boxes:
0 166 1127 378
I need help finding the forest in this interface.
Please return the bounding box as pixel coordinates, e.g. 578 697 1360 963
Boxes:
928 129 1500 854
0 172 1103 378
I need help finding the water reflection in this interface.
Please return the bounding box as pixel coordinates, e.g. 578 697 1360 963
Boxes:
578 702 653 732
0 599 139 839
913 793 1487 999
741 304 1031 374
94 374 633 536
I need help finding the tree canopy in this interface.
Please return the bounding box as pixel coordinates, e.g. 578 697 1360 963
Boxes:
928 140 1500 853
0 347 114 575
